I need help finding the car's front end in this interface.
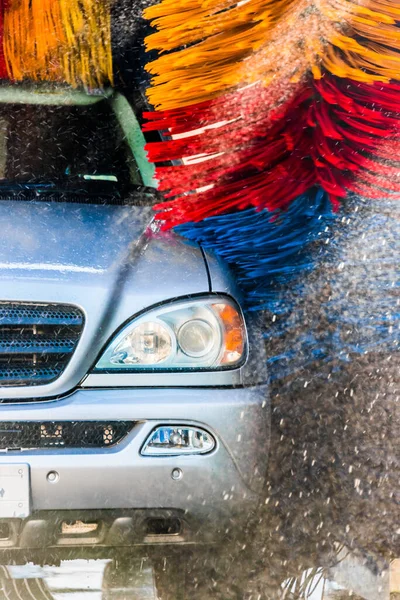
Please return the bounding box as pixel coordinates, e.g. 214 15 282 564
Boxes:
0 200 269 561
0 84 269 562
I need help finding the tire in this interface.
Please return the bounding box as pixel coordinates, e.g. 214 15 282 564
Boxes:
102 543 270 600
0 570 54 600
153 547 265 600
102 557 170 600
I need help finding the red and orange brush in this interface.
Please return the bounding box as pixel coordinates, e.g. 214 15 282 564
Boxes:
142 0 400 376
143 0 400 227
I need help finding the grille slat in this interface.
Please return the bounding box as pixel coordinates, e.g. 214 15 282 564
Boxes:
0 305 83 327
0 421 134 450
0 366 59 385
0 303 84 386
0 335 78 355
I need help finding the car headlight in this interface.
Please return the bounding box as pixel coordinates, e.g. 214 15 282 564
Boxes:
95 296 246 371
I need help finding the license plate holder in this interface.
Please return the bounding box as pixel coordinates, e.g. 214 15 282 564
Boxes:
0 464 30 518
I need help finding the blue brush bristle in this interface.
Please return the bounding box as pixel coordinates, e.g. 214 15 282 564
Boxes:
176 192 399 381
177 188 336 312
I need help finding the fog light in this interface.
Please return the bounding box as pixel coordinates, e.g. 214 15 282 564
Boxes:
141 426 215 456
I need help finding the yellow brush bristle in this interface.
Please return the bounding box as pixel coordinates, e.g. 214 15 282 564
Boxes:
4 0 66 81
145 0 400 110
4 0 112 88
59 0 113 88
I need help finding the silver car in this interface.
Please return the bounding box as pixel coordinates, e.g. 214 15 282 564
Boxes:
0 84 269 566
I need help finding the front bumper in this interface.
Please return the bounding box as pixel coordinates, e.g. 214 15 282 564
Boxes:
0 384 269 550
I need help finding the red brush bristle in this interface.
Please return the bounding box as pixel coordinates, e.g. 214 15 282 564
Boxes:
145 74 400 227
143 82 303 136
0 0 8 79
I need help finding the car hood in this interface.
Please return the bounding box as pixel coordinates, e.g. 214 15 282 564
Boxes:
0 201 153 281
0 201 210 399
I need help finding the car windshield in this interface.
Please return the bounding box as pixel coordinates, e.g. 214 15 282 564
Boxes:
0 99 140 199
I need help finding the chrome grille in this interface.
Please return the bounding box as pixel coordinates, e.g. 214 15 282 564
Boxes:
0 302 84 386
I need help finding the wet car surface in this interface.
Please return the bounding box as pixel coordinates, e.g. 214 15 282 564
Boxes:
0 196 398 598
0 343 398 598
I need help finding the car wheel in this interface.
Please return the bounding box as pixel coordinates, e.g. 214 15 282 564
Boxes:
102 556 185 600
0 569 54 600
102 547 266 600
153 548 262 600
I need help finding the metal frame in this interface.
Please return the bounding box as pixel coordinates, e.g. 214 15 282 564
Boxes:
0 83 155 187
109 93 156 188
0 83 113 105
